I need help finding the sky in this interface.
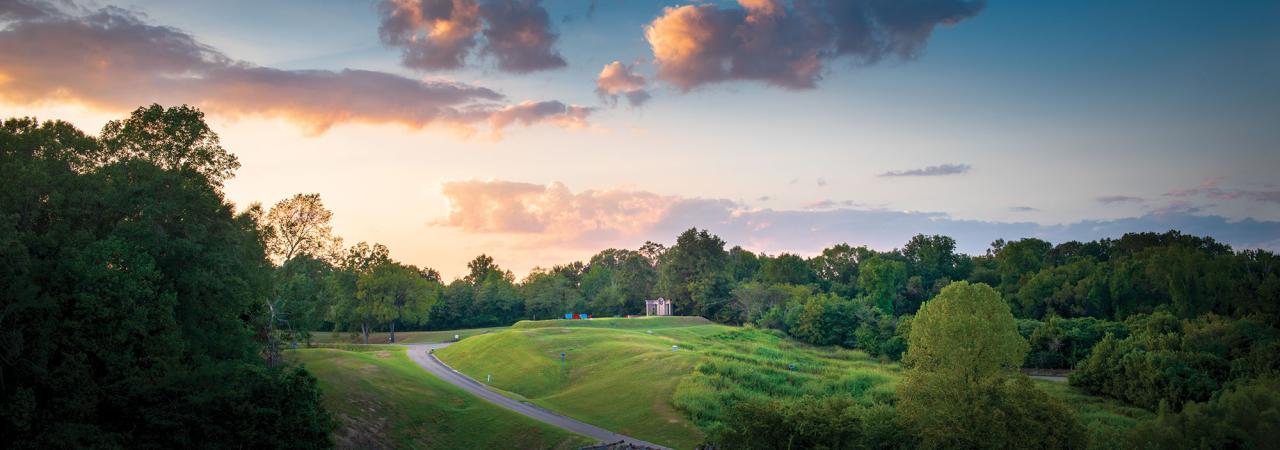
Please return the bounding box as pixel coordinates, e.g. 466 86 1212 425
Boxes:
1 0 1278 279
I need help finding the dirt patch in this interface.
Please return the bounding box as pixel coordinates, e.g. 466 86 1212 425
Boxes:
374 351 392 358
333 399 391 450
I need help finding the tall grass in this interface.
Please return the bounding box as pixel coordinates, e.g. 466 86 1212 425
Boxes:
670 327 900 430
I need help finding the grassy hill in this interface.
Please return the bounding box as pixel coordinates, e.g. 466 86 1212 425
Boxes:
288 346 590 450
435 316 1152 450
435 317 902 449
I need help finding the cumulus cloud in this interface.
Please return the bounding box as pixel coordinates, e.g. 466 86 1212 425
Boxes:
435 180 1280 254
1097 195 1146 204
378 0 566 73
595 61 651 107
643 0 985 90
880 163 971 177
0 0 589 135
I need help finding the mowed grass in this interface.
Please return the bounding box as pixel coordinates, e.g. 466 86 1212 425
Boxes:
436 317 901 449
288 346 590 450
511 316 715 330
308 326 507 345
437 316 1155 449
437 318 712 449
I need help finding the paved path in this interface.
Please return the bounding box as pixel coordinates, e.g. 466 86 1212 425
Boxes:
1028 375 1069 383
405 343 672 450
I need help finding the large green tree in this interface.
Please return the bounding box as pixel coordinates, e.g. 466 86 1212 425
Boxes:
657 228 733 318
326 241 391 343
98 104 240 187
0 108 332 448
898 281 1083 449
358 262 440 342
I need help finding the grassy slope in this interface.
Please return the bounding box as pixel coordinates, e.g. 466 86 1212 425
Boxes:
438 318 715 449
308 326 508 345
436 317 902 449
437 316 1153 450
289 347 591 450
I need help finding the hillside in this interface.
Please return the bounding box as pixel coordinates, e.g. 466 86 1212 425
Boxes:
289 346 590 450
435 316 1152 449
434 317 902 449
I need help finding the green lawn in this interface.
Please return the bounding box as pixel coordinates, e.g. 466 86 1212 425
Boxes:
288 346 591 450
436 317 901 449
436 316 1153 450
308 326 508 345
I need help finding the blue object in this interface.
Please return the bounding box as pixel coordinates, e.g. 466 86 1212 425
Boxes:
564 313 573 319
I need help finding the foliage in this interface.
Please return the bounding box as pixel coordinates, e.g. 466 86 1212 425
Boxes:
1071 312 1279 411
1019 316 1129 369
98 104 240 187
357 262 441 342
657 228 733 319
0 107 331 448
859 256 907 315
758 252 817 286
274 255 336 343
711 396 910 450
898 282 1085 449
1126 376 1280 449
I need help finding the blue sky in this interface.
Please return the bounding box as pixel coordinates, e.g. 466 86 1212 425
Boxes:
2 0 1277 277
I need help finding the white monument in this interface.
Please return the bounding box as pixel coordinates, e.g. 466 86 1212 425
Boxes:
644 298 673 316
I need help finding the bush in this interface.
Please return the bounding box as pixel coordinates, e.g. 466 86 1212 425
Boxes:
1127 377 1280 449
709 396 913 450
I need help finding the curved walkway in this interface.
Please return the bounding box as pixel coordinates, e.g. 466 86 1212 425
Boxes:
405 343 672 450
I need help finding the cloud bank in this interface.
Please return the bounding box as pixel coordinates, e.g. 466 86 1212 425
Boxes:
378 0 566 73
1166 178 1280 205
644 0 985 90
435 180 1280 254
0 0 589 135
880 163 971 177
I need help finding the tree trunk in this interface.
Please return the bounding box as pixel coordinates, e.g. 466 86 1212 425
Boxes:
389 320 397 343
361 322 369 345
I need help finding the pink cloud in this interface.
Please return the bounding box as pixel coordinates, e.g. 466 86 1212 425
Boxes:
0 0 586 136
436 180 679 245
595 61 651 107
487 101 593 137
